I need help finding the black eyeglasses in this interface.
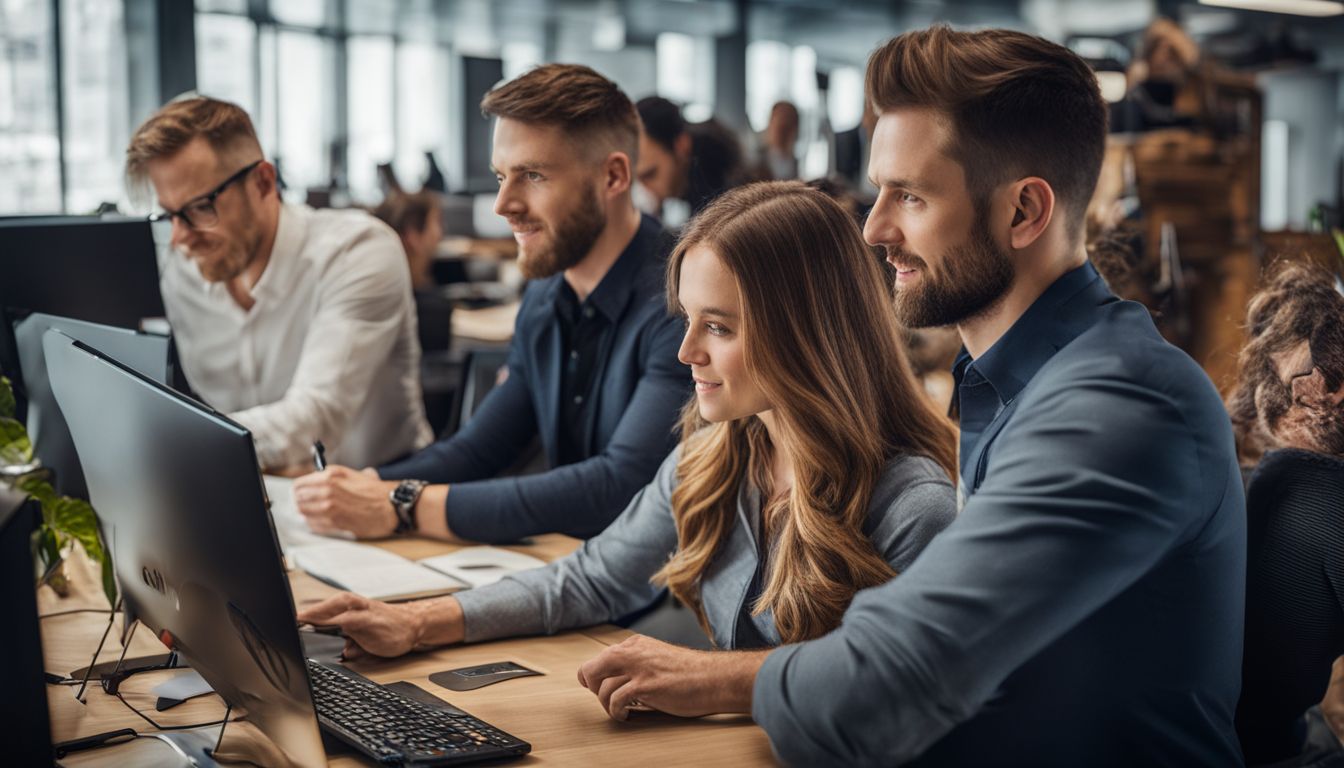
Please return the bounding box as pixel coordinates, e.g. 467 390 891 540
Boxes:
150 160 262 231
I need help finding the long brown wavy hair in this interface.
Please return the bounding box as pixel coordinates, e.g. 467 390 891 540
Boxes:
652 181 958 644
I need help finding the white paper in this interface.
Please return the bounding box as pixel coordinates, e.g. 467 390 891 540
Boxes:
289 540 465 600
418 546 547 588
262 475 354 555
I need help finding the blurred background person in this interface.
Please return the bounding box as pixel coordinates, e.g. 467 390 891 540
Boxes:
753 100 800 181
1228 261 1344 767
635 96 746 226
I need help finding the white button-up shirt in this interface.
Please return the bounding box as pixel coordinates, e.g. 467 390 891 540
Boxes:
159 203 432 469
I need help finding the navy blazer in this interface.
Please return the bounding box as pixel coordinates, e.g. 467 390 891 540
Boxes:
380 215 690 542
753 262 1247 766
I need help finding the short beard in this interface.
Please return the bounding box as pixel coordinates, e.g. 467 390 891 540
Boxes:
887 211 1015 329
518 183 606 280
191 196 261 283
195 242 251 283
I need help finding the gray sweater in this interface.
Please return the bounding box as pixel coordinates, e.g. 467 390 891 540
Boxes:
454 446 956 649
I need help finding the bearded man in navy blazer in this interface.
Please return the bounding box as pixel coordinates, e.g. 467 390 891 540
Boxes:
293 64 689 544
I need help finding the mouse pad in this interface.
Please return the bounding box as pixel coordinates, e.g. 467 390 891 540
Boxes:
429 661 541 691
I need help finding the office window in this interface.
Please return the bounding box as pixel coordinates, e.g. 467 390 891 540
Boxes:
0 0 62 213
196 13 258 118
257 25 278 158
746 39 790 132
195 0 247 12
656 32 714 121
502 41 542 81
347 35 394 203
827 65 864 133
61 0 130 213
275 30 337 195
270 0 331 28
394 42 451 193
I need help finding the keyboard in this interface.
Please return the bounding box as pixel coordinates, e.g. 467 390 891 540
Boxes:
306 658 531 765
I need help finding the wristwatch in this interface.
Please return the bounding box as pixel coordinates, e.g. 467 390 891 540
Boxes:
388 479 428 535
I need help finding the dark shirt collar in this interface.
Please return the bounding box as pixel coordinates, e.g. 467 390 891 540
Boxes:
954 261 1114 408
548 213 660 323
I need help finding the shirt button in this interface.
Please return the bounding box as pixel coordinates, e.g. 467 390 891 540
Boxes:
583 307 595 318
570 350 580 360
573 395 584 405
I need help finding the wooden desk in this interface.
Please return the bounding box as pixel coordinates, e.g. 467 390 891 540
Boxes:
40 534 775 766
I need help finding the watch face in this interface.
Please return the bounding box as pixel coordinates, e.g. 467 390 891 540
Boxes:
393 480 425 505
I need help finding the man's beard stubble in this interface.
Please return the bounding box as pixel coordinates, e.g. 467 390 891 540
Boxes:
887 212 1015 329
517 183 607 281
190 197 262 284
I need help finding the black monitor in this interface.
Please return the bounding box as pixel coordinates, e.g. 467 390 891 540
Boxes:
44 329 327 766
0 216 168 410
0 216 165 329
0 486 53 765
14 313 172 499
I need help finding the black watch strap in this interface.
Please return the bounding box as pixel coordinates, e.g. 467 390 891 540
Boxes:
389 479 428 535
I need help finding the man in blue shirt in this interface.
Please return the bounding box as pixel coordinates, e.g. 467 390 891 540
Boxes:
293 65 689 544
574 26 1245 766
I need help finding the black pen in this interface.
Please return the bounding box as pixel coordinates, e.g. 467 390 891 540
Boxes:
312 440 327 471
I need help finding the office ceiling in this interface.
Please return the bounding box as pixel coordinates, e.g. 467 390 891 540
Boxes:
207 0 1344 71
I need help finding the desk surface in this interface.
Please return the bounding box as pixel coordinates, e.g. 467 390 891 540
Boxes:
40 531 775 766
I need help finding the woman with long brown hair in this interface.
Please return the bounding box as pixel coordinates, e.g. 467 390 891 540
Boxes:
299 180 957 719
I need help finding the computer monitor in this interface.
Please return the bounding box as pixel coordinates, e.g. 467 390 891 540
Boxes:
0 486 53 765
44 329 327 767
0 216 166 329
13 313 172 499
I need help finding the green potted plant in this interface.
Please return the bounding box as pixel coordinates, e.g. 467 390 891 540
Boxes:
0 375 115 606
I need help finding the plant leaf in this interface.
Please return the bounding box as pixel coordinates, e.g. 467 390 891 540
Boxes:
0 376 14 419
16 475 58 515
49 495 103 563
100 555 117 607
0 417 33 465
15 475 117 606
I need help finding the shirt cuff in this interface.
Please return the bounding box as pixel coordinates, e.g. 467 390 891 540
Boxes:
452 577 546 643
751 644 803 762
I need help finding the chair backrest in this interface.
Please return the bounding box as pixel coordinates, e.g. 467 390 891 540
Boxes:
447 348 510 436
1237 449 1344 762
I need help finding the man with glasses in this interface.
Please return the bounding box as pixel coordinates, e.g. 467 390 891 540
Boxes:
126 96 432 472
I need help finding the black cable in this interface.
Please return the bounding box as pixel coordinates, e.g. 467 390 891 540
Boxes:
39 606 116 619
74 597 121 703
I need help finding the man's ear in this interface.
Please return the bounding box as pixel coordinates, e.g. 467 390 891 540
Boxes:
673 132 692 161
603 151 633 198
253 160 279 199
1006 177 1054 250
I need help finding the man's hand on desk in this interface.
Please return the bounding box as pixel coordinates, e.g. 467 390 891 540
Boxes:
296 592 466 659
577 634 769 722
293 465 398 538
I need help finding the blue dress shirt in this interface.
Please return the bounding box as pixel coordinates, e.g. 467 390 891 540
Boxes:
752 261 1247 766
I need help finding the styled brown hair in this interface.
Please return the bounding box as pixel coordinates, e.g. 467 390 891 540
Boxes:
373 191 439 237
1228 261 1344 460
480 63 639 163
865 26 1107 236
125 96 263 193
653 181 958 644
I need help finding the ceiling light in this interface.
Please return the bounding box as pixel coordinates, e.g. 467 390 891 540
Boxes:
1198 0 1343 17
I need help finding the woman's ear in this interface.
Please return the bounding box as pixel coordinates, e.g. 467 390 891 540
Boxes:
1006 177 1055 250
